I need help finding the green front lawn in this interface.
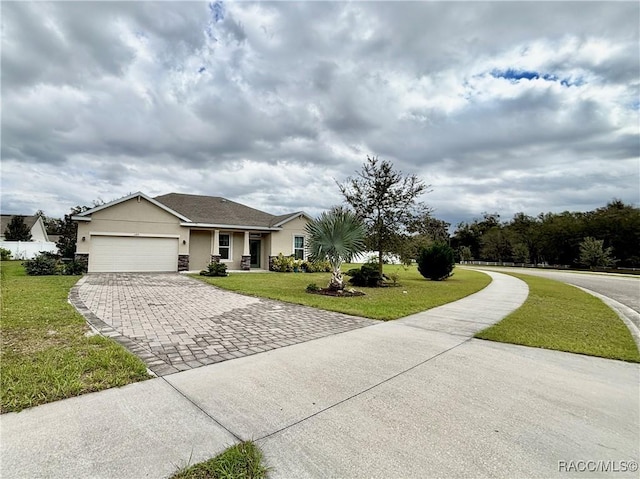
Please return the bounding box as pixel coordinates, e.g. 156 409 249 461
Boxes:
1 261 150 413
475 273 640 362
195 264 491 320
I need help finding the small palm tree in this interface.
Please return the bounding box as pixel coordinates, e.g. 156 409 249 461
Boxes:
306 207 366 291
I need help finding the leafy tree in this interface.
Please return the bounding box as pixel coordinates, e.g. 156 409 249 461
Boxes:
511 243 530 264
480 227 511 262
305 207 366 291
505 213 540 264
458 245 473 262
417 243 455 281
35 210 63 236
451 212 500 260
579 237 615 268
4 216 32 241
338 156 429 274
57 206 89 258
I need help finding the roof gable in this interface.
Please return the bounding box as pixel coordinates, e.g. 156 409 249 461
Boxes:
73 192 190 222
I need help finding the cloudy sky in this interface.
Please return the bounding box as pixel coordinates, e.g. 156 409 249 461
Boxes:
2 1 638 228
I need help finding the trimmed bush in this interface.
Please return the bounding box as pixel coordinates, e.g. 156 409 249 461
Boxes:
63 260 88 275
346 262 387 287
272 253 295 272
0 248 12 261
23 254 59 275
306 283 320 293
301 259 332 273
200 262 228 277
417 243 455 281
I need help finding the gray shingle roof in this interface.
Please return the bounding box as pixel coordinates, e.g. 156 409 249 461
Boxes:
154 193 296 228
1 215 38 234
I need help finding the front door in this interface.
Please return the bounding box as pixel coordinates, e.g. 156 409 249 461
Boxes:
249 239 261 268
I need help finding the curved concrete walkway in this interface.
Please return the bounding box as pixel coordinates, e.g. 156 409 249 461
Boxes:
2 271 639 479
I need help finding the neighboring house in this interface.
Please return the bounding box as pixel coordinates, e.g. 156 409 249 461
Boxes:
0 215 50 241
72 192 312 273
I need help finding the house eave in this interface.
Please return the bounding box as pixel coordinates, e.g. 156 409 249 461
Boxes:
181 222 280 231
272 211 313 227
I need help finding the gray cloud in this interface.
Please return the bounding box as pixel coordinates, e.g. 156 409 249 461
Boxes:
1 1 638 225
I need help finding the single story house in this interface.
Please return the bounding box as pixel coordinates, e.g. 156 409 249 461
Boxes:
72 192 312 273
0 215 50 241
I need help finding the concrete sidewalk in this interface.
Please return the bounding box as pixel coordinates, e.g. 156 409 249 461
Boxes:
2 271 638 478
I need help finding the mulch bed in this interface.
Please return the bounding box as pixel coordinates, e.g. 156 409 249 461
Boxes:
307 288 365 297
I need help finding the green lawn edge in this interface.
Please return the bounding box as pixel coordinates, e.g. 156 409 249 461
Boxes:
171 441 268 479
1 261 151 413
192 264 492 320
475 272 640 363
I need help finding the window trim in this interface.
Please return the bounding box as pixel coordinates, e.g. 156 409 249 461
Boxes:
219 233 232 262
293 235 305 260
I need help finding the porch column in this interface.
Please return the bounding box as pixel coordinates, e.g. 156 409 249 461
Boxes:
211 229 221 263
241 231 251 270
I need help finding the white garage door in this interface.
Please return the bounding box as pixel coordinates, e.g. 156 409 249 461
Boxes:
88 236 178 273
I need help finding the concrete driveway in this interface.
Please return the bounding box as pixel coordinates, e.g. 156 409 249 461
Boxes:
3 270 638 478
70 273 375 375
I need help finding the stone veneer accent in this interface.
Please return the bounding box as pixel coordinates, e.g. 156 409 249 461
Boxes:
241 255 251 271
74 253 89 273
210 255 221 264
178 255 189 272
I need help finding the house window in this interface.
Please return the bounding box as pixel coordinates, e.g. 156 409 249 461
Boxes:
219 234 231 260
294 235 305 260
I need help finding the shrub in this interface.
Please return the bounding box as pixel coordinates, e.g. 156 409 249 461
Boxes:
387 270 401 286
306 283 320 293
23 254 60 276
417 243 455 281
346 262 387 287
302 259 332 273
62 260 87 275
200 262 228 277
272 253 294 272
0 248 12 261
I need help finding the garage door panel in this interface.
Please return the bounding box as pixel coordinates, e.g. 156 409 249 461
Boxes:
89 236 178 273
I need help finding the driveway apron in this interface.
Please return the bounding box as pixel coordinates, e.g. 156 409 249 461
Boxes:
70 273 376 376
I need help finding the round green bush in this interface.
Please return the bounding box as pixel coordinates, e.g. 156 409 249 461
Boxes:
417 243 455 281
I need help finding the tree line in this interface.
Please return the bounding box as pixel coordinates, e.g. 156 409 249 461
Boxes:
450 201 640 268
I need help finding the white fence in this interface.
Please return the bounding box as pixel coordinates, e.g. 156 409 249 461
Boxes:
351 251 402 264
0 241 58 260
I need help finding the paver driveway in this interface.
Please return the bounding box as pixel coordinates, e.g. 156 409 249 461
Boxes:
70 274 376 376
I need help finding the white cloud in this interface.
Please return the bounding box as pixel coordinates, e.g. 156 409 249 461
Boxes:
1 1 638 224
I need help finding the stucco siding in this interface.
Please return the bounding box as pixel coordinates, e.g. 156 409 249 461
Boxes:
189 230 212 271
270 216 309 257
228 232 243 269
75 197 187 255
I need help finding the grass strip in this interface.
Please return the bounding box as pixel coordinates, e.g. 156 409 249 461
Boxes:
171 441 268 479
1 261 150 413
194 264 491 320
475 273 640 362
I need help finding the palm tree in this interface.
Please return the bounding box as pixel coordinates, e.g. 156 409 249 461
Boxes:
305 207 366 291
